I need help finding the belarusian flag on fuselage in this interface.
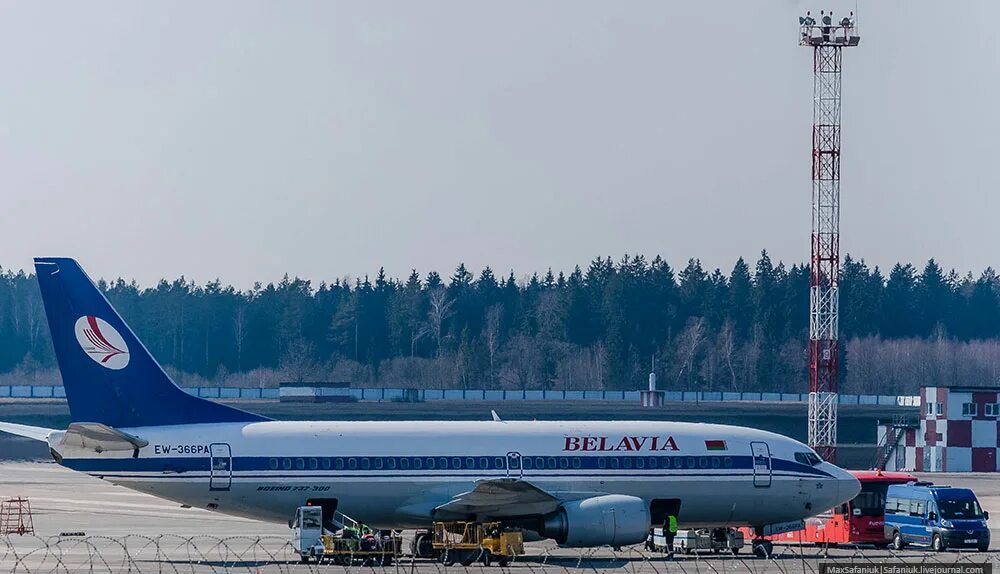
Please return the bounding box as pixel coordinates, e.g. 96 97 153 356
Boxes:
705 439 727 451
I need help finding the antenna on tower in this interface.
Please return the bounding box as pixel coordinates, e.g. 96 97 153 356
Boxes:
798 11 860 463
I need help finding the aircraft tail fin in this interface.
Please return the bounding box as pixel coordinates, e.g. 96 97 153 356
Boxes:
34 257 268 428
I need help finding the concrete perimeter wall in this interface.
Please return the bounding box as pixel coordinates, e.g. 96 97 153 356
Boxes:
0 385 920 406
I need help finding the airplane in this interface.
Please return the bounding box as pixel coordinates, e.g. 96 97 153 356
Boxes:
0 258 860 553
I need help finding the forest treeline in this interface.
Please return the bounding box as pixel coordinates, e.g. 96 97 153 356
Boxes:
2 253 1000 394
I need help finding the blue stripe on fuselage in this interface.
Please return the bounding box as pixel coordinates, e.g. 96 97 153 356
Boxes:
61 454 832 478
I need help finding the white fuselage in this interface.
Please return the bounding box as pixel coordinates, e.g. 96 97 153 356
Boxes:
50 419 859 530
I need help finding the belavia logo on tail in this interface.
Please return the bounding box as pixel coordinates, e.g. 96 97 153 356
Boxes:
74 316 129 370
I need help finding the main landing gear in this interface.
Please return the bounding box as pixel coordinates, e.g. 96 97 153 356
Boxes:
751 539 773 558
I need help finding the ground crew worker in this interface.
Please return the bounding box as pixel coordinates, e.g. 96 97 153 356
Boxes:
665 513 678 555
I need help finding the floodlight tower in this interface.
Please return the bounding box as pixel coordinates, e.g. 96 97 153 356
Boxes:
799 14 859 463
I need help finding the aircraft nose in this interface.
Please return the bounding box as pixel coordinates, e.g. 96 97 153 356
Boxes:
832 465 861 504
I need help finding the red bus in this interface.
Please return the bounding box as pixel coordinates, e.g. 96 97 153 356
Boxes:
748 470 917 546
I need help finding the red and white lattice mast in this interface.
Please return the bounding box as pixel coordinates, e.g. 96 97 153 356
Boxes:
800 13 859 463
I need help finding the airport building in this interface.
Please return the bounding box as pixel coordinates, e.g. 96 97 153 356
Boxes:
879 385 1000 472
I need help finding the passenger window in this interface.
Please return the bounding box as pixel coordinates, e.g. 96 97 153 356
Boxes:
452 457 461 469
523 457 534 470
347 458 357 470
387 458 397 470
572 457 581 469
269 458 279 470
480 457 489 469
711 457 721 469
321 458 331 470
495 457 505 469
439 457 448 469
885 497 897 514
413 458 423 470
547 457 557 470
308 458 318 470
598 457 607 469
425 457 435 469
647 457 657 469
635 457 645 469
723 457 733 468
535 457 545 469
559 457 569 469
335 458 344 470
466 457 476 469
610 458 620 469
687 457 696 469
698 457 708 469
360 458 370 470
622 457 633 469
295 458 305 470
374 458 383 470
910 500 925 517
400 458 410 470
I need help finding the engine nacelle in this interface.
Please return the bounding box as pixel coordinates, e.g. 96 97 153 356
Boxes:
540 495 650 547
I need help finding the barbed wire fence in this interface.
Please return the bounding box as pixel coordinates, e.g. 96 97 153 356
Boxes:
0 535 996 574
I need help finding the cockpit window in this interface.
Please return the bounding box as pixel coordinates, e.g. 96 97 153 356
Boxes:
794 452 822 466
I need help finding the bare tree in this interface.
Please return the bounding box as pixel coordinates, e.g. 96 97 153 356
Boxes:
717 319 738 391
426 288 454 358
674 317 706 386
233 304 248 374
484 305 502 388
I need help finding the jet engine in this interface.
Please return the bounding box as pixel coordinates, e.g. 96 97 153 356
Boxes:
540 495 650 547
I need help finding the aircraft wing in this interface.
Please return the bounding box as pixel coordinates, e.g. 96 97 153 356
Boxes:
434 478 563 519
0 422 56 442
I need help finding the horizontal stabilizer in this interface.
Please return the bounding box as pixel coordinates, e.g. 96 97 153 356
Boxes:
57 422 149 453
0 422 56 442
435 478 561 519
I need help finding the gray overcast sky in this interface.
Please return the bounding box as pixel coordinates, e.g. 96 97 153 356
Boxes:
1 1 997 288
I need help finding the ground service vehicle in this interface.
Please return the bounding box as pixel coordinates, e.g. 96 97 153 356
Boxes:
291 506 400 565
884 482 990 552
432 521 524 566
291 506 325 563
749 470 917 547
669 529 744 555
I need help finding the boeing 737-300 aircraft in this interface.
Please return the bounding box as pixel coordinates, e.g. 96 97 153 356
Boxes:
0 258 860 551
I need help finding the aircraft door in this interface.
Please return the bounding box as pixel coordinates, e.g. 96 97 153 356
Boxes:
506 452 523 479
210 443 232 491
750 441 771 488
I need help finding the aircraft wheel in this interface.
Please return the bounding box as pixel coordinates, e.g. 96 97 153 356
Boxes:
299 555 310 564
752 540 772 558
414 533 434 558
498 556 509 567
481 551 492 566
731 547 740 555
